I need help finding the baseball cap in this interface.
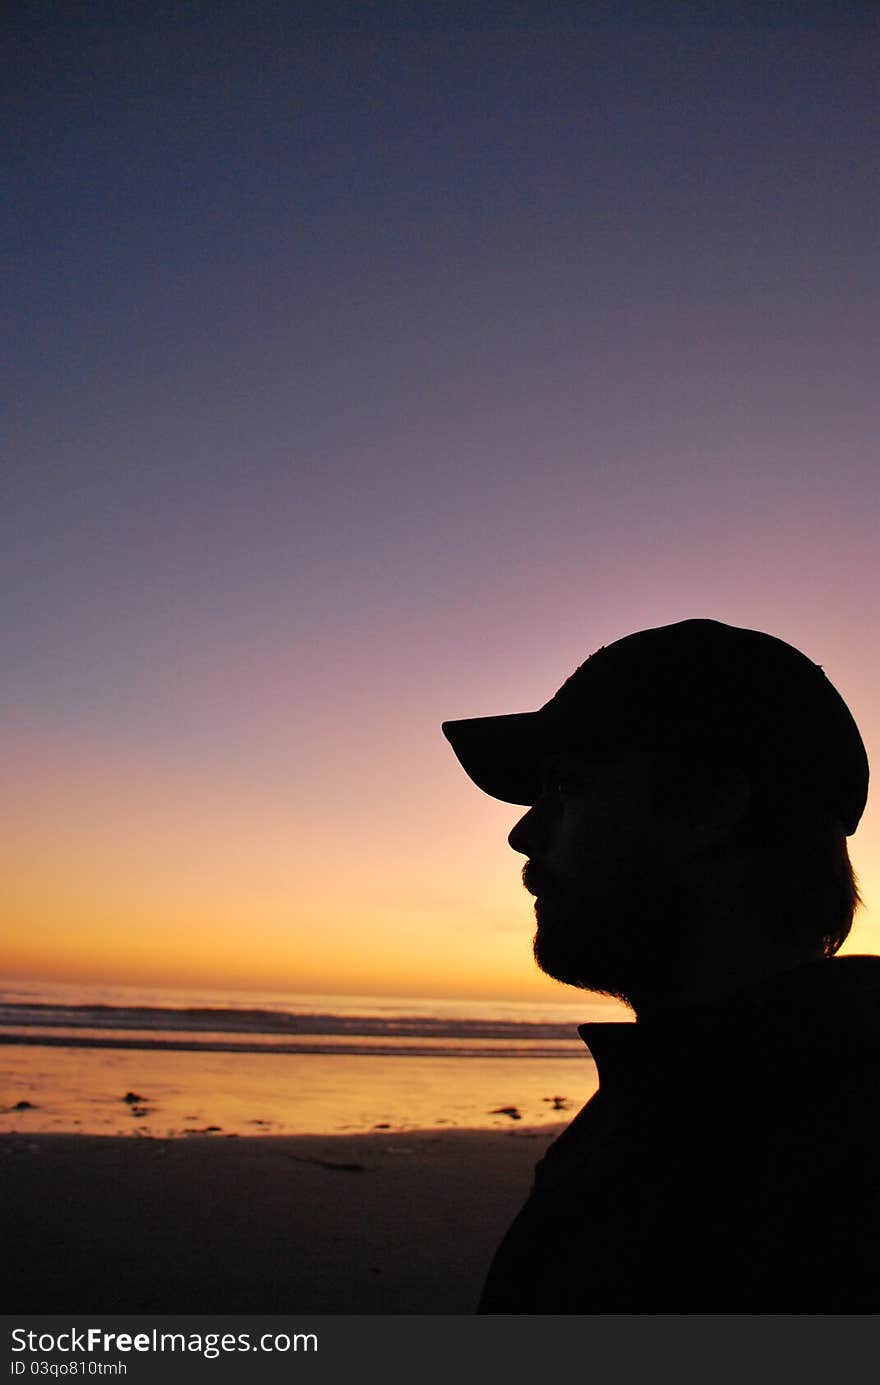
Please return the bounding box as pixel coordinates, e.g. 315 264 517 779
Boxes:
441 618 869 835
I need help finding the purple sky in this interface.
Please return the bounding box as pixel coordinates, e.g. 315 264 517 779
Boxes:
4 2 879 997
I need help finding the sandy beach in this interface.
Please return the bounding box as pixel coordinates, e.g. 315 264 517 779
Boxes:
2 1126 563 1314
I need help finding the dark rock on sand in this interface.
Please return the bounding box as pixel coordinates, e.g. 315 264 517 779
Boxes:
491 1106 522 1121
122 1092 146 1104
12 1101 38 1111
287 1154 368 1173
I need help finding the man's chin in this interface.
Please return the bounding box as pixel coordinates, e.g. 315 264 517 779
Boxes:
532 922 632 1001
533 923 588 988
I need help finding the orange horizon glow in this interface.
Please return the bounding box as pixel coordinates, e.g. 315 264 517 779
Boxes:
4 693 877 1004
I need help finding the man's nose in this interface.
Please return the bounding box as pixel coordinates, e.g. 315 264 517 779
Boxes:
508 802 547 856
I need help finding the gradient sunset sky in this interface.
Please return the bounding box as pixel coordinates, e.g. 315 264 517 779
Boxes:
4 2 879 1003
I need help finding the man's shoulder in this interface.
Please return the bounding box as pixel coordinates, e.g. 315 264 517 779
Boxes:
745 954 880 1069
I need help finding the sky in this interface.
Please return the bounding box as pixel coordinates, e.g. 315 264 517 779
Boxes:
3 1 879 1004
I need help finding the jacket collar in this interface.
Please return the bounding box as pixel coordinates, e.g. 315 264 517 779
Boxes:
577 955 880 1090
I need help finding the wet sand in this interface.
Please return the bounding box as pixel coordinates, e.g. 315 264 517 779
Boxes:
2 1126 563 1314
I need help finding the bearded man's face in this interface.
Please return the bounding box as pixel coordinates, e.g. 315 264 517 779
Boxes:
509 751 699 1006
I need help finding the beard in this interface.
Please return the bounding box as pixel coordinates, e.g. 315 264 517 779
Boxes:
525 851 701 1007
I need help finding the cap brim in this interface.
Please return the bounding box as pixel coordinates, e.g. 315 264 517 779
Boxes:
441 712 547 806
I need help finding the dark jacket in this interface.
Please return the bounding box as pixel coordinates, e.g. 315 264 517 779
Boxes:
478 955 880 1313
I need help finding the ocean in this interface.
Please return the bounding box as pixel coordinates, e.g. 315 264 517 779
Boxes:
0 979 628 1136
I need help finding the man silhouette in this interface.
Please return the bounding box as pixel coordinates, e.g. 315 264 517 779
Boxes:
443 619 878 1312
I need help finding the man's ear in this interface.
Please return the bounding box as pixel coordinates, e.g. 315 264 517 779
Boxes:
658 761 751 862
